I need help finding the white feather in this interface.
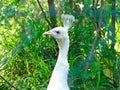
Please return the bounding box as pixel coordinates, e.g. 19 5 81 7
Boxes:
44 14 75 90
61 14 75 30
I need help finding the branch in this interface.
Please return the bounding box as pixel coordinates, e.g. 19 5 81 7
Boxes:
0 75 19 90
86 0 103 70
48 0 57 28
36 0 53 28
69 0 73 8
111 0 116 49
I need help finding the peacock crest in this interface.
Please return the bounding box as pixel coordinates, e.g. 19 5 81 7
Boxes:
61 14 75 29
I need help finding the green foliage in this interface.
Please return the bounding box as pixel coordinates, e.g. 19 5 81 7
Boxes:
0 0 120 90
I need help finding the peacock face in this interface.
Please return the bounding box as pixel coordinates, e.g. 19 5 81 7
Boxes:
43 27 69 39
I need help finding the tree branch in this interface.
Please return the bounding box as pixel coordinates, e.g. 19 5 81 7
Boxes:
48 0 57 28
36 0 53 28
0 75 19 90
86 0 103 70
69 0 73 8
111 0 116 49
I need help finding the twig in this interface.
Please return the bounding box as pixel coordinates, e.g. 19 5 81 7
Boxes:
0 75 19 90
36 0 53 28
86 0 103 70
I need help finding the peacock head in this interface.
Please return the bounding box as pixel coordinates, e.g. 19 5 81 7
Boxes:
43 14 75 40
43 27 69 40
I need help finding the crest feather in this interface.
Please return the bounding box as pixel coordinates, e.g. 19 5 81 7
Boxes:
61 14 75 30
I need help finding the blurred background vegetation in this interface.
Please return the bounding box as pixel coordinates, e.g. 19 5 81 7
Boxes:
0 0 120 90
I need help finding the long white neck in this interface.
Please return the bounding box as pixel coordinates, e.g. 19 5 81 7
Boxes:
56 37 69 65
47 37 70 90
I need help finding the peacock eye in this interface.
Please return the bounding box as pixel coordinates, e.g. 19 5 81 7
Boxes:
56 31 60 34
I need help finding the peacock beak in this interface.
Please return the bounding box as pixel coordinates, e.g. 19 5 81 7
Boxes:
43 31 52 35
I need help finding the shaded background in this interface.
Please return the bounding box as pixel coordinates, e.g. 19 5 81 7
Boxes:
0 0 120 90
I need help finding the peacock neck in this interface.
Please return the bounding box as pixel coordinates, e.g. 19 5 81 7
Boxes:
54 37 70 71
47 37 70 90
57 37 69 62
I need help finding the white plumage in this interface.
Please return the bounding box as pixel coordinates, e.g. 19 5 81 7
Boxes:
43 14 75 90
